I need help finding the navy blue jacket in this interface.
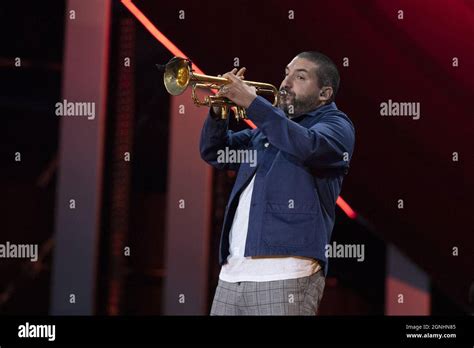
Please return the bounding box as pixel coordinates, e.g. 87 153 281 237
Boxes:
200 96 355 275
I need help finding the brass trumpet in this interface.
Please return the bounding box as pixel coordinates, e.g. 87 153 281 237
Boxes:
160 56 280 121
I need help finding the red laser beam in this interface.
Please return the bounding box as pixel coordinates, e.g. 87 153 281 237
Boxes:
120 0 256 129
121 0 185 60
336 196 357 219
121 0 356 219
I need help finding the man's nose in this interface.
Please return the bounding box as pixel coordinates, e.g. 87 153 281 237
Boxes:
281 76 292 90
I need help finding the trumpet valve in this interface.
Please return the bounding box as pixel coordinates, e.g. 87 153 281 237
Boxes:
220 105 229 120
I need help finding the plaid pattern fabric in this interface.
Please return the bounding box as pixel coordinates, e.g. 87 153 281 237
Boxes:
210 270 325 315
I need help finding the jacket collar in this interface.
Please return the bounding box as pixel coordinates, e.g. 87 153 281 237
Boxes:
305 102 338 117
258 102 338 140
290 102 337 123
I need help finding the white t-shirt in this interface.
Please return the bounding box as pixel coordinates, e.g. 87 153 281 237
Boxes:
219 174 320 283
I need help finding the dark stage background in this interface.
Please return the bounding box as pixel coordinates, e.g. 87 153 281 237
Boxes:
0 0 473 316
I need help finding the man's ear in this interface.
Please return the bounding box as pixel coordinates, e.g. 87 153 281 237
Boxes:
319 87 333 103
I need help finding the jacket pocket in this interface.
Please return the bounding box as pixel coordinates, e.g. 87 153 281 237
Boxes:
262 202 317 247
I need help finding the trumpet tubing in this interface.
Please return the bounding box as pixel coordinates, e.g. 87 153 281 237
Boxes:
162 56 280 121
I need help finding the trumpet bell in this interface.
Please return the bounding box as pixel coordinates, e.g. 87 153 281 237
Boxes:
164 57 191 95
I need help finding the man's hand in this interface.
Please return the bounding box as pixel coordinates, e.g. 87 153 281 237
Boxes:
219 70 257 109
212 68 247 116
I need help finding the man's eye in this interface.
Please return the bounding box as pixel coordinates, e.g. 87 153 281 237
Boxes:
297 76 305 80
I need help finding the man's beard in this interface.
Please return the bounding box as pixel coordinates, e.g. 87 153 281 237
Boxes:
278 90 319 119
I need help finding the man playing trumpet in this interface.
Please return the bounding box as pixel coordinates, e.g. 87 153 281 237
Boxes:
200 51 355 315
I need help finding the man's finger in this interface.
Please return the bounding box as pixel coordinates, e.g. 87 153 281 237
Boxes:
222 72 237 81
223 72 239 82
222 72 232 80
236 67 246 79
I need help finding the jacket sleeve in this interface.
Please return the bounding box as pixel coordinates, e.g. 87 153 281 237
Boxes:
199 111 253 170
246 96 355 171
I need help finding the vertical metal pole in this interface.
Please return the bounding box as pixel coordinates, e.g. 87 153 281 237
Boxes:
385 244 431 315
163 90 213 315
50 0 111 315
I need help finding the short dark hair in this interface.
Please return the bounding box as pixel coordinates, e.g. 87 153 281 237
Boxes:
296 51 340 103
